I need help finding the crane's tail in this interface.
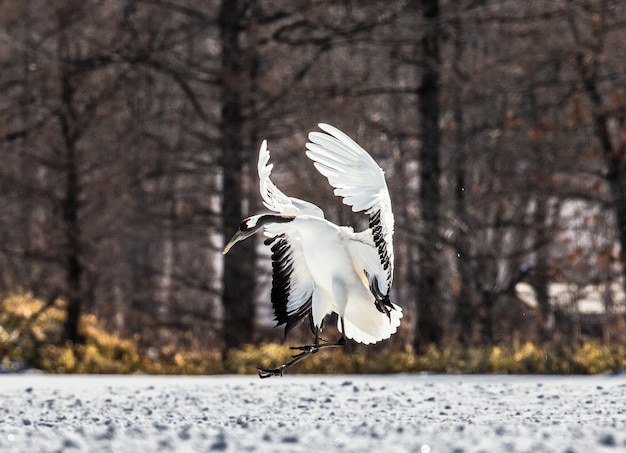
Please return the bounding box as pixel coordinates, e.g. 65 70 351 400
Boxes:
339 302 403 345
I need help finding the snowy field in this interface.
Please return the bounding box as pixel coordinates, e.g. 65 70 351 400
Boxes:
0 373 625 452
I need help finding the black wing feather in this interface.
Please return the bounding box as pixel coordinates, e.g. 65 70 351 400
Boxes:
368 210 394 317
265 234 313 336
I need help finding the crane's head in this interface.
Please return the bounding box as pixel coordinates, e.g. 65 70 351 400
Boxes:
222 215 261 255
223 214 295 255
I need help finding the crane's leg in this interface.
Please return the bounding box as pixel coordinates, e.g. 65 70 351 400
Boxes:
257 324 347 378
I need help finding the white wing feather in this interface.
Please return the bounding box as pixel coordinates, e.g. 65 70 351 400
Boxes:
305 124 395 294
258 140 324 218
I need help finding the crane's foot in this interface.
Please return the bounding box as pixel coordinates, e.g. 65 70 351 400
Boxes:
289 344 320 353
256 348 315 378
257 365 287 379
256 336 347 379
290 336 346 352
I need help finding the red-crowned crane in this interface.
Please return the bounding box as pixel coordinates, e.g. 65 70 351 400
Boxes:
223 124 402 378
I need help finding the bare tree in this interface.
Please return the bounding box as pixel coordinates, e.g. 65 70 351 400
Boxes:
415 0 444 349
0 2 136 342
565 0 626 300
219 0 258 349
0 0 224 348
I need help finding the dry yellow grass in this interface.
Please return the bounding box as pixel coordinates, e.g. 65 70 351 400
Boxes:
1 293 625 375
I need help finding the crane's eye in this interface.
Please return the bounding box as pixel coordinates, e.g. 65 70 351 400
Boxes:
241 216 258 230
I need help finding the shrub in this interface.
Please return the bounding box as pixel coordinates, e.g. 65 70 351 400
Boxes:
1 293 625 375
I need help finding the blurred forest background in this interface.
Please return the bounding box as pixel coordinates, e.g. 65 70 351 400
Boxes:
1 0 626 362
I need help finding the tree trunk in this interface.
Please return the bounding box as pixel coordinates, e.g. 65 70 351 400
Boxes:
62 144 83 344
532 198 553 342
454 141 476 346
526 89 554 342
219 0 256 350
481 290 496 344
450 13 476 347
415 0 443 351
575 54 626 312
58 30 84 344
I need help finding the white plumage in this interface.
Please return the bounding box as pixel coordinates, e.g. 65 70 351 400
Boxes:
223 123 402 376
257 139 324 218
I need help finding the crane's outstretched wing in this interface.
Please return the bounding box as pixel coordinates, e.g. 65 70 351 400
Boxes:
263 224 316 336
305 123 395 299
258 140 324 218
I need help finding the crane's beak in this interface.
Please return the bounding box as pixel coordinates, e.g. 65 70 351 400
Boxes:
222 229 255 255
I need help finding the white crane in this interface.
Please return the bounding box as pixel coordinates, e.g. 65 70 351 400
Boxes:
223 123 402 377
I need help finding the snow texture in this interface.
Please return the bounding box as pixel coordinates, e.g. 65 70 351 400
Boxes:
0 373 625 452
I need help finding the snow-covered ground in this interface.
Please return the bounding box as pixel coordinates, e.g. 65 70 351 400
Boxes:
0 373 624 452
